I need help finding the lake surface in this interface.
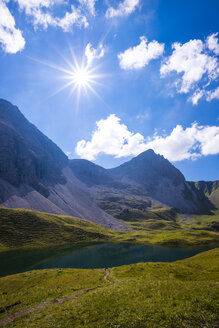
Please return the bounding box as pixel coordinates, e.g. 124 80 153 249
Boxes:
0 242 215 277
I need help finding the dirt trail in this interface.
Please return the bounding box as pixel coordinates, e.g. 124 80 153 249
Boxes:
104 268 112 284
0 269 112 327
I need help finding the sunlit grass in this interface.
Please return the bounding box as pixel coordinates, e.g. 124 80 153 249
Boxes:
0 248 218 328
0 207 219 252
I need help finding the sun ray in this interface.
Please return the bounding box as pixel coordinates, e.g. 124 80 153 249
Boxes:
40 80 74 103
25 55 73 76
27 44 110 103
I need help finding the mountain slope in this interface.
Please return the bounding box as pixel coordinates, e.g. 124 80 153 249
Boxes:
0 99 68 190
0 99 216 227
69 159 116 187
190 180 219 212
0 99 125 230
108 150 213 213
0 207 112 251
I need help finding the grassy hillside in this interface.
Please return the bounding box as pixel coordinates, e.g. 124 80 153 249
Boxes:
117 213 219 246
0 207 219 251
0 248 218 327
0 207 113 251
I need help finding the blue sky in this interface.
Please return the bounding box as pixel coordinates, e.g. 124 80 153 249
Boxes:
0 0 219 181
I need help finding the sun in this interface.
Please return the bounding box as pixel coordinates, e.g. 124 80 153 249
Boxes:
71 67 91 87
66 61 103 99
31 47 107 103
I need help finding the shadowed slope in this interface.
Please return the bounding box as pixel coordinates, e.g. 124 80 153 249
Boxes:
0 99 125 230
109 149 214 213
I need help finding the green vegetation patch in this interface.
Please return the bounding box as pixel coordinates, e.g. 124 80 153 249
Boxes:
0 248 218 328
0 207 112 251
0 207 219 251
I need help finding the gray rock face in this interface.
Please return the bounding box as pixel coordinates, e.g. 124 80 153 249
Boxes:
0 99 125 229
108 149 213 213
109 149 185 187
69 159 115 187
0 99 68 193
0 99 216 228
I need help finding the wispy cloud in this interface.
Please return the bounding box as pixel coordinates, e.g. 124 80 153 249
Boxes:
136 112 150 120
75 114 219 161
79 0 97 16
15 0 89 31
0 0 25 53
160 34 219 104
118 36 164 70
206 32 219 55
85 43 105 66
206 86 219 101
0 0 97 53
106 0 139 18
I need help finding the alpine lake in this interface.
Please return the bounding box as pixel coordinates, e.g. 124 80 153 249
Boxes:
0 242 215 277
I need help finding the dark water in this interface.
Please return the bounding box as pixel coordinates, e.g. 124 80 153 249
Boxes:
0 242 215 277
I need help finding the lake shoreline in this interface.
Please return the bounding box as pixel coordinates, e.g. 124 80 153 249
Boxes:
0 242 217 278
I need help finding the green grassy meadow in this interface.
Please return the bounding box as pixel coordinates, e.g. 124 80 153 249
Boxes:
0 206 219 251
0 207 112 252
0 196 219 327
0 248 218 327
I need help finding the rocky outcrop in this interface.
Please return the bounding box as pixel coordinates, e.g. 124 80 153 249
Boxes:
191 180 219 196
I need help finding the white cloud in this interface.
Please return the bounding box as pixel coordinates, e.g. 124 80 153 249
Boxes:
14 0 88 31
118 36 164 70
189 85 219 104
145 124 219 161
206 86 219 101
55 5 88 31
85 42 105 66
75 114 219 162
207 32 219 55
79 0 97 16
160 39 219 93
15 0 58 11
188 89 205 105
161 34 219 104
76 114 145 160
0 0 25 53
0 0 92 53
106 0 139 18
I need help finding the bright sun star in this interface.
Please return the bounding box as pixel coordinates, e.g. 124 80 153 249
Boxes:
64 58 104 102
72 67 91 87
32 46 106 104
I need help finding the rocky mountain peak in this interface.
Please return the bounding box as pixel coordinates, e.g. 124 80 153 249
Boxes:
109 148 185 187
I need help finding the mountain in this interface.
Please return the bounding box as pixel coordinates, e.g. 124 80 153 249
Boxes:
108 150 213 213
0 99 124 229
69 159 116 187
0 99 68 193
0 99 216 228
